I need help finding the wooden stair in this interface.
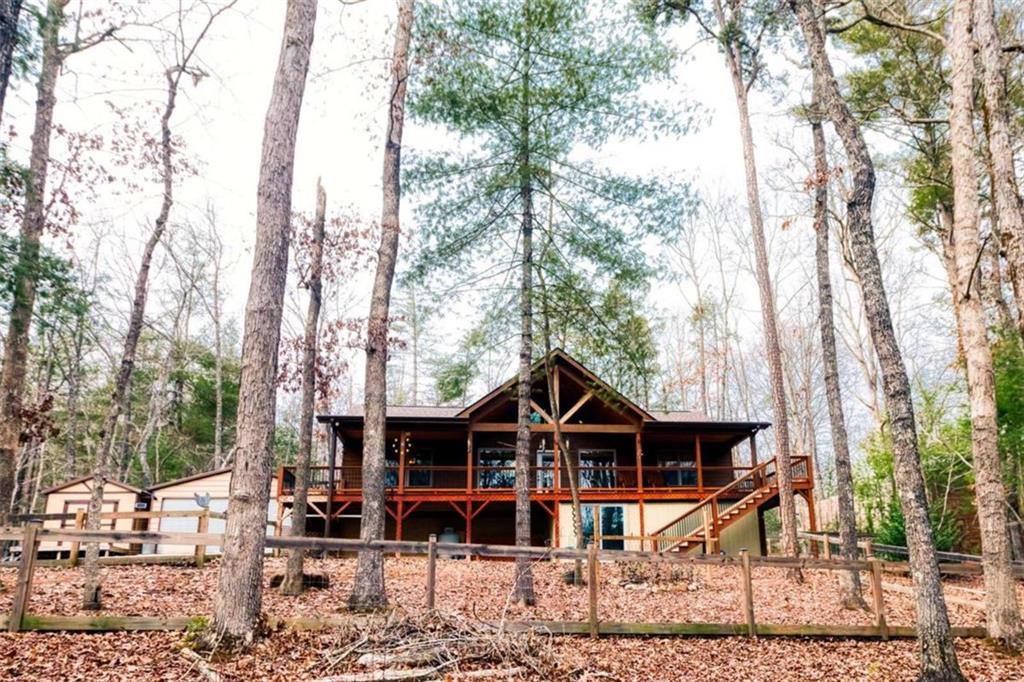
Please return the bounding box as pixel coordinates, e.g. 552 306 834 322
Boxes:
650 457 804 554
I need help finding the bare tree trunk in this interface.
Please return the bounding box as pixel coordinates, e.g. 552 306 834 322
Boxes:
946 0 1022 647
282 180 325 596
349 0 413 611
512 11 536 605
810 81 866 609
973 0 1024 342
713 0 799 563
791 1 964 677
63 307 87 478
83 41 200 609
0 0 64 524
0 0 22 123
210 0 317 644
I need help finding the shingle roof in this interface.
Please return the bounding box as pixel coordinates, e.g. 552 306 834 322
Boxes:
331 404 464 419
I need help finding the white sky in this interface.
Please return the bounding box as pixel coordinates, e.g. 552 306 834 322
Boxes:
1 1 957 442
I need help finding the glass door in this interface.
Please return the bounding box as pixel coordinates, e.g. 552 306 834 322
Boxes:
536 450 554 488
579 449 616 488
580 504 626 550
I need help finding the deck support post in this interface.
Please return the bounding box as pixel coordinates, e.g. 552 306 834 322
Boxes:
749 431 758 466
805 491 818 557
637 499 646 552
465 500 473 561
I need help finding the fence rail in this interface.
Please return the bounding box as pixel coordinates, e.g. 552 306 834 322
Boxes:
800 531 1024 570
3 524 1019 637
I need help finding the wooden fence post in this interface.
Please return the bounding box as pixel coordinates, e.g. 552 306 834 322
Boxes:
739 548 756 637
9 524 40 632
587 542 599 639
823 534 832 561
194 510 209 568
426 533 437 611
866 548 887 640
68 509 86 568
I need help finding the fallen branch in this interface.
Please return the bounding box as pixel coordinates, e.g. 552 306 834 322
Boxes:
180 648 221 682
311 666 443 682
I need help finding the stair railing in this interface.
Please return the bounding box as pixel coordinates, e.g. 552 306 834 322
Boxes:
649 457 773 553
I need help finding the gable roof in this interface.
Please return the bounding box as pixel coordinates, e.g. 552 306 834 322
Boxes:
455 348 654 421
41 476 146 496
147 467 233 492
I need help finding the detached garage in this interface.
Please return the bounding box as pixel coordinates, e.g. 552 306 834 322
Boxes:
148 468 281 555
39 477 149 556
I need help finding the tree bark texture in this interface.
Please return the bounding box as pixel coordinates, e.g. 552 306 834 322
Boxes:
0 0 22 123
973 0 1024 342
513 6 536 605
713 4 799 562
0 0 64 522
810 79 865 609
281 180 326 596
82 44 189 611
211 0 317 643
947 0 1022 648
791 1 964 677
349 0 413 611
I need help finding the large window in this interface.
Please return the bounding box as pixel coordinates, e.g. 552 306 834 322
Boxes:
579 449 616 488
405 451 434 487
536 450 555 488
658 455 697 487
580 504 625 550
477 448 515 488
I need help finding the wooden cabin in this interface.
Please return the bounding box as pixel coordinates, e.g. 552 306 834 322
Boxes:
277 349 817 555
38 477 149 556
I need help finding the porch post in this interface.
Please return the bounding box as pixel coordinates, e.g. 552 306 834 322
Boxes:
695 434 703 492
398 430 408 494
324 423 337 539
553 439 560 493
396 499 404 542
749 431 758 466
634 432 643 493
466 430 473 492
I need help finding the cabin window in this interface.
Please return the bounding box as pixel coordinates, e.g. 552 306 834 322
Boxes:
580 504 625 550
536 450 555 488
579 449 616 488
657 455 697 487
405 450 434 487
476 448 515 488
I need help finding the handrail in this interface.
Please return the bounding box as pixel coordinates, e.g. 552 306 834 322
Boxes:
648 456 810 553
648 457 775 540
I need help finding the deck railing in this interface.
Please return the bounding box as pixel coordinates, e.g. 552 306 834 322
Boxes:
278 461 801 497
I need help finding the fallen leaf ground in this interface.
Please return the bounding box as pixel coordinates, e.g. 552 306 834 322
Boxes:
0 557 1021 680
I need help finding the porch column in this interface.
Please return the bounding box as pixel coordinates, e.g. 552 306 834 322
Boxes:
634 432 643 493
695 434 703 492
398 431 408 494
324 423 337 539
553 439 560 493
466 431 473 492
749 431 758 466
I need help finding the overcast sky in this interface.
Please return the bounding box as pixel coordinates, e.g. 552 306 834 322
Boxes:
1 0 955 432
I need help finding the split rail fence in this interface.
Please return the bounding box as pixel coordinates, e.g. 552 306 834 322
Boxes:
1 523 1013 640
